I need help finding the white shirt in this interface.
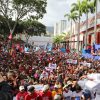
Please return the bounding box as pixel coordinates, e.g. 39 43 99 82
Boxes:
87 73 100 82
85 73 100 91
63 90 73 100
72 91 82 99
40 72 48 79
94 89 100 100
95 94 100 100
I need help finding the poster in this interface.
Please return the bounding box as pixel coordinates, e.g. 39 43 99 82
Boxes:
33 85 43 91
67 59 77 64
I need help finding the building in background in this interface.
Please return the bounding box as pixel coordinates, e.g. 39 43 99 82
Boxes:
66 12 100 51
54 23 59 36
46 26 54 36
54 20 67 36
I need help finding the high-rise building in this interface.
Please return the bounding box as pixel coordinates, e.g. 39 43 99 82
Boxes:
46 26 54 36
54 23 59 36
54 20 67 36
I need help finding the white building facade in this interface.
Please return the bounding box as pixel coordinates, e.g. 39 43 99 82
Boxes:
54 20 67 36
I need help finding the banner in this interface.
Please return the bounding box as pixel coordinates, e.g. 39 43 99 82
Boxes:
95 44 100 50
72 60 78 64
82 54 100 60
83 62 91 67
48 63 57 70
33 85 43 91
67 59 77 64
67 59 72 64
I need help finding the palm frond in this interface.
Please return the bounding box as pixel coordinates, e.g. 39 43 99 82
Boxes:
71 3 79 12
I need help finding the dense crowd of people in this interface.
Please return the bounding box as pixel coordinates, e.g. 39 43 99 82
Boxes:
0 41 100 100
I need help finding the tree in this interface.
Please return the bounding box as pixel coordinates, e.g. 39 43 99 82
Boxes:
22 20 46 44
0 0 47 35
81 0 95 47
0 15 10 39
0 15 25 38
65 11 78 49
27 20 46 36
71 0 83 54
53 35 65 47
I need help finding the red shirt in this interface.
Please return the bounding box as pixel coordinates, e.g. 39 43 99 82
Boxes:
25 92 38 100
16 91 27 100
39 90 52 100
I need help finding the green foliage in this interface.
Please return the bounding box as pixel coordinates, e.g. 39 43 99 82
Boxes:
53 35 65 44
0 15 10 38
13 0 47 20
81 0 95 14
71 0 83 17
0 15 46 38
0 0 47 34
22 20 46 36
65 11 78 22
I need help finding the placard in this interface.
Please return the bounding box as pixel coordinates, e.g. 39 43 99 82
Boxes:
67 59 77 64
72 60 78 64
67 59 72 63
48 63 57 70
33 85 43 91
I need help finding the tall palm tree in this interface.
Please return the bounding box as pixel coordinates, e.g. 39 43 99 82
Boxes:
71 0 83 55
65 11 78 49
93 0 100 44
81 0 95 47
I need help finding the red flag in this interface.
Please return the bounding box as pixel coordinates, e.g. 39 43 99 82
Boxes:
8 33 12 40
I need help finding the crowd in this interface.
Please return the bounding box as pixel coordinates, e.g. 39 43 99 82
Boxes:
0 41 100 100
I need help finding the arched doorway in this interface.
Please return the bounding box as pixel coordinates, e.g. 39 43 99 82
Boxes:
97 32 100 44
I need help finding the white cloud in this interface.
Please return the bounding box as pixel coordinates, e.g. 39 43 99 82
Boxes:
40 0 77 26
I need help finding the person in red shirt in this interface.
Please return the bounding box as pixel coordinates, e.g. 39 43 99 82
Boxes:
16 86 27 100
66 48 70 53
25 85 39 100
39 84 52 100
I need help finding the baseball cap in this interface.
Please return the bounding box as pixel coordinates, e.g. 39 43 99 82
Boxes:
27 85 35 92
19 86 25 91
54 85 61 89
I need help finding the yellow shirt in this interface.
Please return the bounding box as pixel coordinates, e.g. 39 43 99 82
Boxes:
52 89 62 98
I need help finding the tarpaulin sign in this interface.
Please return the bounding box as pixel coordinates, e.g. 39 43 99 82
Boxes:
33 85 43 91
67 59 72 63
72 60 78 64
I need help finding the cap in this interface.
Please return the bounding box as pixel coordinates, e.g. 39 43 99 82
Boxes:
27 85 35 92
42 85 49 91
54 85 61 89
19 86 25 91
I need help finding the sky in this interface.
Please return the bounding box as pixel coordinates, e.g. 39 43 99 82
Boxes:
40 0 77 26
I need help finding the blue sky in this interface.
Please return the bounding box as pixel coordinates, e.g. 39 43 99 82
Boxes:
40 0 77 26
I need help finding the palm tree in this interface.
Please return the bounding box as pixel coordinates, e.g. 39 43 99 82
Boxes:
81 0 95 47
93 0 100 44
64 11 78 49
71 0 83 55
53 35 65 47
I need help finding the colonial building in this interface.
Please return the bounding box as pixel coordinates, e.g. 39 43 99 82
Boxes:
67 12 100 50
